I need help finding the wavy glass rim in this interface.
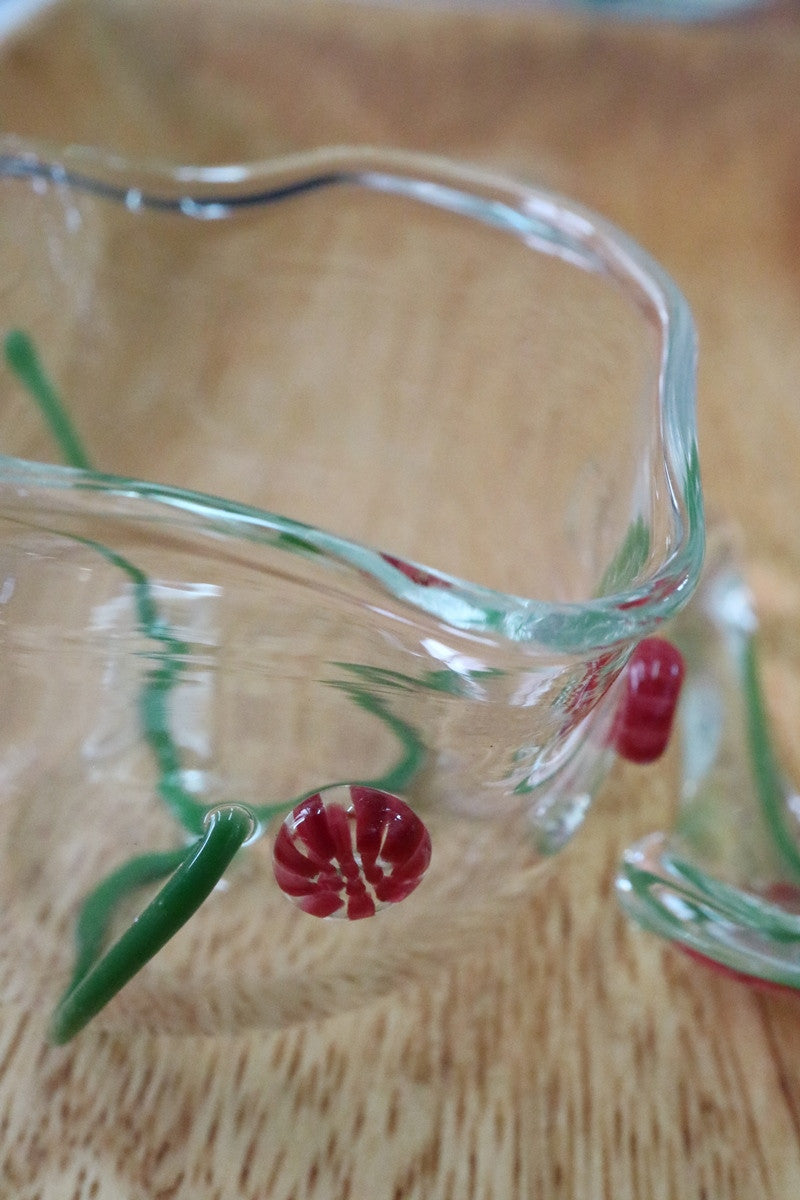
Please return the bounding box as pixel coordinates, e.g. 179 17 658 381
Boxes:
0 139 704 652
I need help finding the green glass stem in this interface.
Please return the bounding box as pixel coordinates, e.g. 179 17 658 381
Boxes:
741 633 800 881
4 330 93 471
66 846 190 994
50 806 253 1044
337 687 427 797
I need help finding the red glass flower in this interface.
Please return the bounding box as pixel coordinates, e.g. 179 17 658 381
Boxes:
272 785 432 919
612 637 685 764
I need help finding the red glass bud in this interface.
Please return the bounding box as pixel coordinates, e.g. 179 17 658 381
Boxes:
612 637 684 764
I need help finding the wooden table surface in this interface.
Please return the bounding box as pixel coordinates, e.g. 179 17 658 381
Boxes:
2 2 800 1197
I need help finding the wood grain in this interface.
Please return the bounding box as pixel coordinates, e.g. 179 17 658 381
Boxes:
2 2 800 1197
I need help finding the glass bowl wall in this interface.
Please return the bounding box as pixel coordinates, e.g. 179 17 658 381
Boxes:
0 143 703 1036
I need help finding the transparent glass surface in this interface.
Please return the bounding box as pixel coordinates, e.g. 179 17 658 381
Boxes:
617 530 800 990
0 142 703 1037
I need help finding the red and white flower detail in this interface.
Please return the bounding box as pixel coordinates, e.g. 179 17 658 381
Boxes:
272 785 432 919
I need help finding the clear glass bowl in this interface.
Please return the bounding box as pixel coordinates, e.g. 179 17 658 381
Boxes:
0 141 703 1039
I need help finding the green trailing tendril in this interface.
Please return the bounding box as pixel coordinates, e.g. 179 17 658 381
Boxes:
740 633 800 882
64 846 191 995
4 330 93 471
596 514 651 598
50 807 254 1045
4 330 426 1042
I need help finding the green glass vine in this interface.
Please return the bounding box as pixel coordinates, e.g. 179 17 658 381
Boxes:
740 633 800 881
3 330 426 1043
